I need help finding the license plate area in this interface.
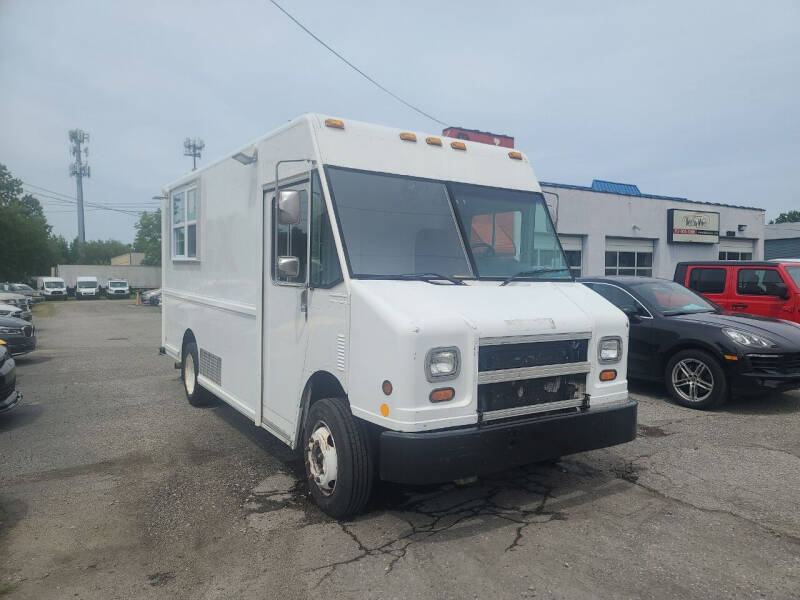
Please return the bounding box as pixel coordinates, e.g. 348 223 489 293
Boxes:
478 374 588 423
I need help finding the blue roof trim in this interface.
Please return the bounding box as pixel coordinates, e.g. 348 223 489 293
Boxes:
591 179 641 196
539 181 763 212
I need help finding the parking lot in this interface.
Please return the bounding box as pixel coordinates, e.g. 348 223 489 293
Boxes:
0 300 798 599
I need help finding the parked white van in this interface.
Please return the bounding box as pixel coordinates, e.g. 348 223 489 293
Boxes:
38 276 67 301
161 114 636 517
76 276 100 299
107 279 130 299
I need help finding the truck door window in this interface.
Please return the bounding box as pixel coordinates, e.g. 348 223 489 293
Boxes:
273 186 308 284
688 268 726 294
310 172 342 288
737 269 785 296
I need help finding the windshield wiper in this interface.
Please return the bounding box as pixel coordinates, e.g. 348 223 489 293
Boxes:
395 273 466 285
499 267 572 286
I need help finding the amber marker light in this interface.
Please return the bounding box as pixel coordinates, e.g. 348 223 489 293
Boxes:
399 132 417 142
599 369 617 381
723 354 739 361
450 141 467 151
508 151 523 160
382 380 393 395
426 136 442 146
380 403 390 417
325 118 345 129
429 388 455 403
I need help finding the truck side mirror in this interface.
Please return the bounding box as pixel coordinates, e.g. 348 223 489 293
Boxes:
277 190 301 225
277 256 300 278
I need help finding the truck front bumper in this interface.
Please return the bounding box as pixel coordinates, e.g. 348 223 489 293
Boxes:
379 399 637 485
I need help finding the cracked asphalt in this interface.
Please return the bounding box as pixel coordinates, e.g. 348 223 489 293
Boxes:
1 300 799 599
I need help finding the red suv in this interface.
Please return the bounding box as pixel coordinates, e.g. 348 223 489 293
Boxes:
674 260 800 323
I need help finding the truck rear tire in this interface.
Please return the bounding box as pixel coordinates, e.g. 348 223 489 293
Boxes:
181 342 214 407
303 397 374 518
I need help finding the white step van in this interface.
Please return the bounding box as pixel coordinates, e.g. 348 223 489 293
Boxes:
76 276 100 299
38 276 67 301
161 114 636 517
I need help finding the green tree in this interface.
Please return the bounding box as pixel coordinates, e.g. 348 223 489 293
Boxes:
0 164 58 281
134 209 161 266
70 238 132 265
770 210 800 224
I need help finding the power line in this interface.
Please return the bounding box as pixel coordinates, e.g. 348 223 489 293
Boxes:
22 182 159 206
267 0 448 127
27 192 144 217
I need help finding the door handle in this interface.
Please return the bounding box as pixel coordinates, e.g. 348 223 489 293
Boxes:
732 303 748 310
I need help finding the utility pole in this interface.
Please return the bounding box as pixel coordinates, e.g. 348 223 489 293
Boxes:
69 129 91 243
183 137 204 171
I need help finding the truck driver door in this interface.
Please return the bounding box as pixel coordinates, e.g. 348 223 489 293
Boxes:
263 176 311 441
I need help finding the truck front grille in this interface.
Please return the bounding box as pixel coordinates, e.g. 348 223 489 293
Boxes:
477 333 591 422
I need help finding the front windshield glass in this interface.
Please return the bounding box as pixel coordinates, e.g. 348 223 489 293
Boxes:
631 280 716 314
77 281 96 288
44 281 63 289
109 281 126 288
786 266 800 288
326 167 570 280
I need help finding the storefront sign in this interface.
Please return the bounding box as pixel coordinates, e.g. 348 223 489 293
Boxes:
668 209 720 243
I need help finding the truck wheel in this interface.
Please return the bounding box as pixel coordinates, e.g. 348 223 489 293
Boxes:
665 349 727 409
181 342 214 407
304 398 374 518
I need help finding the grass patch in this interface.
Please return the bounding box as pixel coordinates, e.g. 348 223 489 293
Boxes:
32 302 56 318
0 582 17 596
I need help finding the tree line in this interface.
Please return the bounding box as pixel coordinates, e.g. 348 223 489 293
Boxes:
0 162 161 283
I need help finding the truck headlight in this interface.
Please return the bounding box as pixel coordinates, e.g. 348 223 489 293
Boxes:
598 337 622 364
722 328 776 348
425 347 460 382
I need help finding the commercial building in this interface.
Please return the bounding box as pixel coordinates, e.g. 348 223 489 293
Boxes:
540 179 765 279
110 252 145 266
764 222 800 259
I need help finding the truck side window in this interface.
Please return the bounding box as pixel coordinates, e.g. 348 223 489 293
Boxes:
737 269 785 296
310 172 342 288
273 187 308 284
688 268 726 294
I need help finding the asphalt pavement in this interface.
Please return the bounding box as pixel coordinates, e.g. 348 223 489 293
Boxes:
1 300 798 599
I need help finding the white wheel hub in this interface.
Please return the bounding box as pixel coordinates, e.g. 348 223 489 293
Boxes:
184 353 196 396
307 422 338 496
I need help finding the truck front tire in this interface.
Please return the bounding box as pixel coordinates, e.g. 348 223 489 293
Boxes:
181 342 214 407
304 397 374 518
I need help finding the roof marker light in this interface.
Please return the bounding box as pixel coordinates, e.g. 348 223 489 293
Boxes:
426 136 442 146
508 151 523 160
325 118 345 129
399 132 417 142
450 141 467 151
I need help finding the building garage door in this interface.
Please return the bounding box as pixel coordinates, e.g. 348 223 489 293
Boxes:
605 238 654 277
718 239 753 261
559 235 583 277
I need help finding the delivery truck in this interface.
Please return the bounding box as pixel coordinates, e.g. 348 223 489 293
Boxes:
160 114 636 517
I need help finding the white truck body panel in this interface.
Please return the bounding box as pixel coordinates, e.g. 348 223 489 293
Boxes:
162 114 630 451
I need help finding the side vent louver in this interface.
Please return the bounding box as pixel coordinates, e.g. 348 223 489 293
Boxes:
336 334 346 372
199 348 222 386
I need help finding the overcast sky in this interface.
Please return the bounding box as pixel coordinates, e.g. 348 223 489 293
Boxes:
1 0 798 243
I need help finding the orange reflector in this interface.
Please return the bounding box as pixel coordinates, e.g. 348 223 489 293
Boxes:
399 132 417 142
426 136 442 146
380 403 390 417
429 387 455 403
599 369 617 381
382 380 393 395
450 141 467 151
508 151 523 160
325 118 345 129
723 354 738 361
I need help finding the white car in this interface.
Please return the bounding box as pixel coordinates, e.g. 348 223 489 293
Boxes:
0 303 25 320
76 276 101 299
107 279 130 299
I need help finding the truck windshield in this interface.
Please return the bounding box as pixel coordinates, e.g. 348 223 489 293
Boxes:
109 281 126 288
326 167 570 280
44 281 63 289
77 281 96 288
